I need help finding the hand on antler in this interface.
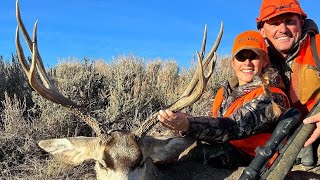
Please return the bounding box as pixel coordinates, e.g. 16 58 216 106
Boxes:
158 110 191 132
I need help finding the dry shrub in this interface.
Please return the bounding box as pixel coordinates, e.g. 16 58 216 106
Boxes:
98 54 148 130
0 93 38 178
0 55 33 110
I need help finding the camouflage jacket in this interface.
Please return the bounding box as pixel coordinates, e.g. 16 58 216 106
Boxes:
184 68 289 143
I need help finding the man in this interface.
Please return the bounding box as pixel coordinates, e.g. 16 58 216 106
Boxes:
256 0 320 165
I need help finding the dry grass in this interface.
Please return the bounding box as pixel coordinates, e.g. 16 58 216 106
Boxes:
0 54 234 179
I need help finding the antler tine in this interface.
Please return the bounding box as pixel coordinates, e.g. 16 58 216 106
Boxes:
199 25 207 60
134 24 223 137
16 23 79 108
202 22 223 78
169 51 206 110
180 22 223 98
16 0 50 88
16 0 110 143
179 25 208 98
203 22 223 67
169 23 224 110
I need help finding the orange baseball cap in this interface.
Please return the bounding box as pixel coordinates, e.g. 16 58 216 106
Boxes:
256 0 307 28
232 30 267 58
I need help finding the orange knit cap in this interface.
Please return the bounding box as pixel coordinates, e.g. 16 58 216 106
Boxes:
232 30 267 58
256 0 307 28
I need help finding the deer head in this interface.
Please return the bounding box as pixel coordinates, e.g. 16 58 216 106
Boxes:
15 0 223 179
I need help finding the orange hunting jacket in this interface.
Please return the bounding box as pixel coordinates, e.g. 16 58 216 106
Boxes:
288 34 320 115
212 83 289 157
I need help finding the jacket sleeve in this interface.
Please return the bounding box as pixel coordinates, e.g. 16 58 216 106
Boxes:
183 92 289 143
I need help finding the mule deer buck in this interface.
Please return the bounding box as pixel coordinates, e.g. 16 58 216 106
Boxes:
14 0 248 179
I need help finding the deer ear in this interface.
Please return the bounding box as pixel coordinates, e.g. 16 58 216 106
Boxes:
141 137 194 163
38 137 100 165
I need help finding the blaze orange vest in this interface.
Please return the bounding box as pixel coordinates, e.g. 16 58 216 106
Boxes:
290 34 320 115
212 86 289 159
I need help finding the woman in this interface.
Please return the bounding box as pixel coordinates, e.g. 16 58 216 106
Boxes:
158 30 290 168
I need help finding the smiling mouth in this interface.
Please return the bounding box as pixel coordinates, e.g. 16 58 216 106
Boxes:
276 36 291 40
242 69 253 73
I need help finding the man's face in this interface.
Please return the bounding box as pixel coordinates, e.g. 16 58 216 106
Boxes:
260 13 303 57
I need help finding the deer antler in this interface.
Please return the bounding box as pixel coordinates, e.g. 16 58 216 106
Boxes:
134 23 224 137
15 0 109 143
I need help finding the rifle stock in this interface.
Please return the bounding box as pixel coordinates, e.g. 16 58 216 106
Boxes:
239 99 320 180
262 100 320 179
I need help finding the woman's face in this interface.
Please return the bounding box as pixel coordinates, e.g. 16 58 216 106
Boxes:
232 49 267 86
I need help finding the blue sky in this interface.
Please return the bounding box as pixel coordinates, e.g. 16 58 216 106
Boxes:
1 0 319 67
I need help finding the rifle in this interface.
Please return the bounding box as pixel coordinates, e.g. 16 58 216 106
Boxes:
239 99 320 180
